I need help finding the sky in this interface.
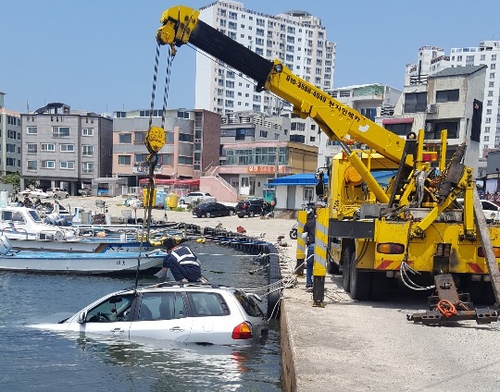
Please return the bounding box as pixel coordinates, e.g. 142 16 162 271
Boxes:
1 0 500 115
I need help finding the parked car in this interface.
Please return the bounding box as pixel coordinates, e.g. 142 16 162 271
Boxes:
179 192 214 205
20 189 51 199
235 198 265 218
46 187 70 199
192 202 235 218
31 282 268 346
456 198 500 222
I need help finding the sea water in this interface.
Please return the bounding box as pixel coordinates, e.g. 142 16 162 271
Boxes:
0 242 282 392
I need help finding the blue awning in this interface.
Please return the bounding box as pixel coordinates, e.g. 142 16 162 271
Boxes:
268 173 328 187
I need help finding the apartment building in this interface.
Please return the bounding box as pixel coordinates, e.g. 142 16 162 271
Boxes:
0 92 22 177
196 0 335 115
406 42 500 156
112 109 220 187
20 102 113 194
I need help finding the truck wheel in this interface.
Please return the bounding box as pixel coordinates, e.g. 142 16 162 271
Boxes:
326 246 340 275
349 252 372 300
342 246 352 292
369 272 387 301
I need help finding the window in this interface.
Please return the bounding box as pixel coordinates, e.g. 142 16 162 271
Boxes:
41 160 56 169
85 294 135 323
119 133 132 143
52 127 70 138
27 161 37 171
188 292 228 317
404 92 428 113
82 162 94 173
138 292 187 321
82 128 94 136
82 145 94 156
60 143 75 152
60 161 75 169
27 143 37 154
436 89 459 103
41 143 56 152
27 127 37 134
134 132 146 144
118 155 132 165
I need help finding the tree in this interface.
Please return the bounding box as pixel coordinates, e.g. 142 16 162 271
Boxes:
0 173 20 188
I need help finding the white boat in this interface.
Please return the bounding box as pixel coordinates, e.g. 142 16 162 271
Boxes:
0 205 76 241
0 236 166 275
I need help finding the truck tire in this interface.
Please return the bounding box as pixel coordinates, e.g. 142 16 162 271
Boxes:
342 246 352 292
349 252 372 300
326 245 340 275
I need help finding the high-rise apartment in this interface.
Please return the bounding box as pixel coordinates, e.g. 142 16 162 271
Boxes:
448 41 500 153
196 0 336 116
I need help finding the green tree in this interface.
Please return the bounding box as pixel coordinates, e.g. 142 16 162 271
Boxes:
0 173 20 188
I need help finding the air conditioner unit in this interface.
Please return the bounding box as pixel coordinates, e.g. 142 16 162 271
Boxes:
427 104 437 114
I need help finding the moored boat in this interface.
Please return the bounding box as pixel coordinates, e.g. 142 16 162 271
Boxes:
0 236 166 275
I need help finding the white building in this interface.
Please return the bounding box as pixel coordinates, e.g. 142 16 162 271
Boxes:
196 0 336 116
0 92 22 177
406 42 500 156
448 41 500 153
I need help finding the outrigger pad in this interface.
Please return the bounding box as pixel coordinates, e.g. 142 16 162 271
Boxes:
407 273 499 326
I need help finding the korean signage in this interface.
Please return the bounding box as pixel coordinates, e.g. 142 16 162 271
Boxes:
247 165 286 174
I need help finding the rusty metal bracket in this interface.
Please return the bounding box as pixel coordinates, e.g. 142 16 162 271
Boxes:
407 273 498 326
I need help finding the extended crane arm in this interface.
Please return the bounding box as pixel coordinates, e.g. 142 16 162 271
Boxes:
157 5 409 166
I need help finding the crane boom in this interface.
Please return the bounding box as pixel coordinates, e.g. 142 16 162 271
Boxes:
156 5 409 167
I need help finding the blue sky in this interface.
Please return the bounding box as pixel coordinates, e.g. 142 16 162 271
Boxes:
1 0 499 114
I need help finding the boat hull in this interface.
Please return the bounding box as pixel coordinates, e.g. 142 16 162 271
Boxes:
0 250 165 276
9 239 154 253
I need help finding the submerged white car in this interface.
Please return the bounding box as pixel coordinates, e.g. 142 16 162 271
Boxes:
34 283 268 346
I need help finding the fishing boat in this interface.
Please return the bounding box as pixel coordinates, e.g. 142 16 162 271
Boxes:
0 205 76 241
0 235 166 275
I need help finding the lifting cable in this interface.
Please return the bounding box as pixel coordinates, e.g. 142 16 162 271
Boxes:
134 43 172 289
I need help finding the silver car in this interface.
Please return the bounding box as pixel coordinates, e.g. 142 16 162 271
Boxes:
179 192 213 205
34 283 268 346
46 187 70 199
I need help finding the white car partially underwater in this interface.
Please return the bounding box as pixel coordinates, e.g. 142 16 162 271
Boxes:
31 282 269 346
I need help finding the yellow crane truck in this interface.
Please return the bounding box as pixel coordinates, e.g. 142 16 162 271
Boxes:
154 5 500 323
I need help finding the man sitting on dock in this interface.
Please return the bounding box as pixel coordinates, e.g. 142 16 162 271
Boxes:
155 238 202 283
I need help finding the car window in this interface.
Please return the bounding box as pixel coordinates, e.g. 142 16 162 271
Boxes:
138 292 187 321
482 201 499 211
232 289 265 318
85 294 135 322
188 292 229 317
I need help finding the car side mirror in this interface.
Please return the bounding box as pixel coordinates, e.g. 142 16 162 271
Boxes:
77 311 87 324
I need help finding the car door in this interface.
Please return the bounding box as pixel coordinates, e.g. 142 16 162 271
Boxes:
129 292 193 343
79 294 135 339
